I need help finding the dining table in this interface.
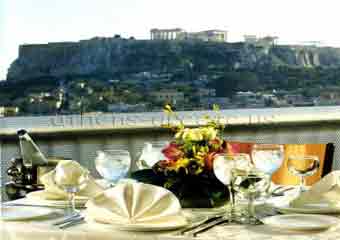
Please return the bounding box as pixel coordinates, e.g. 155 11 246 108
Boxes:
2 198 340 240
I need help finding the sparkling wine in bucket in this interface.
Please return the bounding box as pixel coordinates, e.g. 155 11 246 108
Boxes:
17 129 48 167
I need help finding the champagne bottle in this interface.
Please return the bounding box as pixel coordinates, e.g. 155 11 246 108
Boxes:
17 129 48 167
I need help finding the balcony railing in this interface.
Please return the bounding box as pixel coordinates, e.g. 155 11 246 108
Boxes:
1 105 340 200
2 105 340 136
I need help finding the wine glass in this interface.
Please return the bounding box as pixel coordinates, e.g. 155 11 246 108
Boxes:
136 141 168 170
231 168 270 224
213 153 252 220
287 155 319 192
251 144 284 175
95 150 131 186
54 161 89 215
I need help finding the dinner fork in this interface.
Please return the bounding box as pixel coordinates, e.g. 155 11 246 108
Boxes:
187 215 230 237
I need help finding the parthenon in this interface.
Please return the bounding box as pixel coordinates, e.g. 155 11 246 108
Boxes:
150 28 185 40
150 28 228 42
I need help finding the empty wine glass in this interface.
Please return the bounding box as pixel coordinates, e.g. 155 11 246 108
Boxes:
95 150 131 186
231 168 270 224
136 141 168 169
287 155 319 193
251 144 284 175
54 161 89 215
213 153 252 220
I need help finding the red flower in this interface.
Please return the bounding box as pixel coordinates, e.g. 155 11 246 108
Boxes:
227 143 241 154
227 142 252 154
162 143 184 161
204 152 218 171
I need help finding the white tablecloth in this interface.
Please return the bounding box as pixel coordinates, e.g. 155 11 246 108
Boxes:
2 201 340 240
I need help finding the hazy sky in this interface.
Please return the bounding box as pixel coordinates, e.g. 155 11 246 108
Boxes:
1 0 340 80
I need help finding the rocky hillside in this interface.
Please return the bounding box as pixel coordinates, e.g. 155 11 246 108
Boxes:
7 37 340 81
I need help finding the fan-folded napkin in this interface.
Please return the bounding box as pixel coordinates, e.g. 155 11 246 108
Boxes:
290 170 340 208
85 181 187 225
33 160 103 200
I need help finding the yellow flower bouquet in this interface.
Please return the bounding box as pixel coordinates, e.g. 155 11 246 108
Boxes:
132 105 229 208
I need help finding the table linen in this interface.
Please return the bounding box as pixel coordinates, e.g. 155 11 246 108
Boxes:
2 205 340 240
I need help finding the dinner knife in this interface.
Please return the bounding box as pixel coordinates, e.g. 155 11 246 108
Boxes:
58 215 85 229
176 215 224 235
271 186 295 196
53 213 81 226
4 203 86 209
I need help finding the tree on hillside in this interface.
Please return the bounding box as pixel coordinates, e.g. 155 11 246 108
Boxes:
213 71 259 97
236 72 259 91
213 72 239 97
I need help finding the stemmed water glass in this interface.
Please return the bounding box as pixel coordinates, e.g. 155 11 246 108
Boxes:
251 144 284 175
231 168 270 224
54 161 89 216
251 144 284 197
213 153 252 220
287 155 319 193
95 149 131 186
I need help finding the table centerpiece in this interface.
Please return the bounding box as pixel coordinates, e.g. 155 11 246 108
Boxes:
131 105 229 208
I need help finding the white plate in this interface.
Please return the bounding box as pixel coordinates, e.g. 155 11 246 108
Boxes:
262 214 340 231
86 213 207 232
26 191 88 207
273 202 340 214
1 206 54 221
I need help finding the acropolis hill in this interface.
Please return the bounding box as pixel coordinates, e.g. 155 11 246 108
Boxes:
7 36 340 82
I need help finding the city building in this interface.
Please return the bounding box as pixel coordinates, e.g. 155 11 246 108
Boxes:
315 89 340 106
108 103 147 112
244 35 278 47
283 94 314 106
233 91 267 108
183 30 228 42
200 97 231 109
150 28 185 40
150 90 185 104
234 91 258 104
284 94 304 104
244 35 258 44
320 89 340 101
0 106 19 117
150 28 227 42
195 88 216 98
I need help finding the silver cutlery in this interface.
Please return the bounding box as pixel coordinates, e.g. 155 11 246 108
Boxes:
188 216 230 237
253 207 281 225
189 208 280 236
271 185 285 192
4 202 87 209
271 186 295 196
3 203 67 209
53 212 81 226
58 215 85 229
176 214 224 235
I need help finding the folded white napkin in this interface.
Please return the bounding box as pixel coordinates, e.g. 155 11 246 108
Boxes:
85 181 187 225
30 160 103 200
290 170 340 208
